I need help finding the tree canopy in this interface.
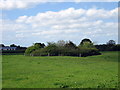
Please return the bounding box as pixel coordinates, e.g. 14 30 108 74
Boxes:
80 38 92 45
107 40 116 45
10 44 17 47
25 39 101 57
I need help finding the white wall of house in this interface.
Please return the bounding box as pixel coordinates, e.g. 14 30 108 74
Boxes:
0 47 17 50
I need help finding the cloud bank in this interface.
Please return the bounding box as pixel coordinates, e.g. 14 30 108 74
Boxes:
2 7 118 45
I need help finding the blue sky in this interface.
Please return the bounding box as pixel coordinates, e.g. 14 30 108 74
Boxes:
3 2 118 20
1 2 118 47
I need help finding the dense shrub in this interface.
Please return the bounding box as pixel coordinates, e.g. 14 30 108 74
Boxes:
30 47 100 57
79 48 101 57
25 40 101 57
78 41 101 56
61 48 79 56
31 48 48 56
95 44 120 51
25 46 36 56
45 43 59 56
25 43 45 56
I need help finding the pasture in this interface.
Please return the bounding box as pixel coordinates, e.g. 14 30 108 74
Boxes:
2 51 119 88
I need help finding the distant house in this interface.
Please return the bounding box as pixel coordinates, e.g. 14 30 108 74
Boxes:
0 46 17 51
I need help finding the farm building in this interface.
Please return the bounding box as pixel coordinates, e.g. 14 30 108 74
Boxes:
0 46 17 50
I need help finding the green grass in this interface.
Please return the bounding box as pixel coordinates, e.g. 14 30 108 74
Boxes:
2 51 119 88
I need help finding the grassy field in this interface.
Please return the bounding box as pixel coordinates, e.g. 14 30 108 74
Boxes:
2 51 119 88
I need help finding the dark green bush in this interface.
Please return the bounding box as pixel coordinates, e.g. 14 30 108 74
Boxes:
25 46 36 56
25 43 45 56
25 40 101 57
79 48 101 57
31 48 48 56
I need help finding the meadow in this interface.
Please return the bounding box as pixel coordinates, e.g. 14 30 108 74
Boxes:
2 51 119 88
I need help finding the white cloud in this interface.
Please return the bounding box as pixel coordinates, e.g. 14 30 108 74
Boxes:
16 7 118 28
2 7 118 45
1 19 28 32
0 0 119 10
0 0 37 10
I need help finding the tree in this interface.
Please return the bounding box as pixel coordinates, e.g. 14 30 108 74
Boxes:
65 41 77 49
56 40 66 47
0 44 5 47
78 38 100 56
45 42 58 56
34 43 45 48
25 46 36 55
25 40 101 57
31 48 47 56
80 42 95 48
25 43 45 56
107 40 116 45
10 44 17 47
80 38 92 45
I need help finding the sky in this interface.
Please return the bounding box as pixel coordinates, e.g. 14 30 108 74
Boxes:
1 0 119 47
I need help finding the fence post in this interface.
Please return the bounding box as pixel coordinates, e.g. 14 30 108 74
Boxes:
48 53 50 56
79 53 81 57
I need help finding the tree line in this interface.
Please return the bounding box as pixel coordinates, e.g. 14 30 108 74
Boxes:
25 38 101 57
95 40 120 51
1 39 119 56
0 44 26 49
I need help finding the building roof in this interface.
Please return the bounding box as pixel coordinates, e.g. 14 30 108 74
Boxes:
0 47 17 49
